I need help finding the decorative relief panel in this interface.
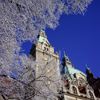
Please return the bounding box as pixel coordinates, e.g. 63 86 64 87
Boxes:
71 79 78 86
87 85 93 91
78 77 86 87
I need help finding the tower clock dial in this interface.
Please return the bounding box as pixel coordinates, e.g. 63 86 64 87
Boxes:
78 78 86 87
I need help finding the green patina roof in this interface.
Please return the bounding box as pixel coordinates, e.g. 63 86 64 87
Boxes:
38 36 50 44
40 29 45 33
65 66 86 78
64 54 68 58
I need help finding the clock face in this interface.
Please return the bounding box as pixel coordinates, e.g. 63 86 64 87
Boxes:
78 78 86 87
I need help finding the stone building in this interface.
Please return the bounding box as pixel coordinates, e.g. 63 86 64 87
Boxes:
1 30 99 100
30 30 100 100
30 29 59 71
61 54 100 100
30 30 61 100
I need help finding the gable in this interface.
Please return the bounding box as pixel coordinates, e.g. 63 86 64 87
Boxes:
75 73 86 80
43 41 50 46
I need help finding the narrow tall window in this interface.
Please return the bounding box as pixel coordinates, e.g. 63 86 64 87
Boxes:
89 91 94 99
44 47 46 50
72 86 77 94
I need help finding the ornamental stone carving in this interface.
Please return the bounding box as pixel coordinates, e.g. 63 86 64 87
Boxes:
70 79 78 86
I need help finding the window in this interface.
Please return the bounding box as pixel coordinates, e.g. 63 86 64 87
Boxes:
45 44 47 46
44 47 49 51
72 86 77 94
44 47 46 50
89 91 94 99
42 32 44 35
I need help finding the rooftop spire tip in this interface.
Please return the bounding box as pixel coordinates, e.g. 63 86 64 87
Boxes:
85 63 90 70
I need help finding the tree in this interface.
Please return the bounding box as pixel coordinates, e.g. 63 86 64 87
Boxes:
0 0 93 76
0 55 63 100
0 0 93 100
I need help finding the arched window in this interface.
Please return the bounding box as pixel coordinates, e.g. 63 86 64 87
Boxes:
72 86 77 94
89 91 94 99
47 48 48 51
44 47 46 50
44 43 49 51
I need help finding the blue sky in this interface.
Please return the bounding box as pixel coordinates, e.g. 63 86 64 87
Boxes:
22 0 100 78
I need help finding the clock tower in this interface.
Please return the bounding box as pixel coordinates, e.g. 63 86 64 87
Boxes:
30 30 59 66
29 30 61 100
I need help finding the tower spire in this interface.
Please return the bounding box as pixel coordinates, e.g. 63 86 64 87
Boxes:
63 51 68 58
85 63 90 70
63 51 66 57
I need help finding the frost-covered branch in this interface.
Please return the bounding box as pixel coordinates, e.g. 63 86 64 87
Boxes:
0 0 93 99
0 0 93 77
0 57 63 100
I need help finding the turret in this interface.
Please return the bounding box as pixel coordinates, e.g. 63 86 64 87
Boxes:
85 64 94 79
62 51 73 68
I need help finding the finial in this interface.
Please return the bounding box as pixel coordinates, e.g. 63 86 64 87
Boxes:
85 63 90 70
63 51 66 57
63 48 65 54
63 51 69 58
40 29 45 32
63 51 65 55
85 63 87 68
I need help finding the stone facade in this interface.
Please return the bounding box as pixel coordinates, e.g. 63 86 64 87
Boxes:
30 30 61 100
30 30 60 79
61 55 100 100
1 30 99 100
30 30 100 100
